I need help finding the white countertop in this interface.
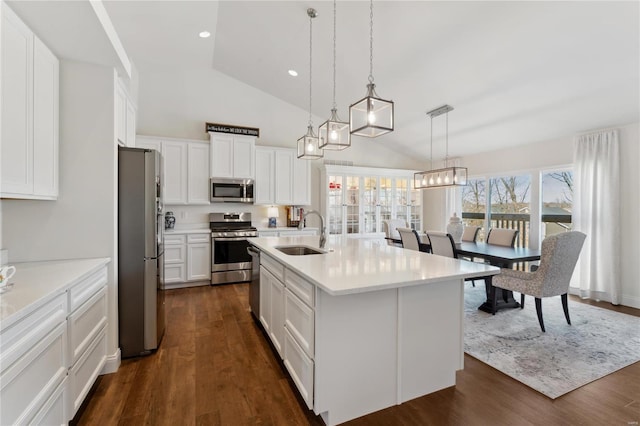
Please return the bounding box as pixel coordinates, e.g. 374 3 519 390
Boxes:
256 227 318 232
164 228 210 234
0 257 111 329
250 236 500 296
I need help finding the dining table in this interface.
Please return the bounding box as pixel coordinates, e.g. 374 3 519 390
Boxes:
417 237 542 313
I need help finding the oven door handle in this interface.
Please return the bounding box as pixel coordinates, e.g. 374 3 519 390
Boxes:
247 246 260 256
213 237 253 242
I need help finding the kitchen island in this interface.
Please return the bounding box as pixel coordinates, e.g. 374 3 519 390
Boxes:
249 236 499 426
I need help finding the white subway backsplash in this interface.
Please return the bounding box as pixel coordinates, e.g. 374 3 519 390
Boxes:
164 204 287 229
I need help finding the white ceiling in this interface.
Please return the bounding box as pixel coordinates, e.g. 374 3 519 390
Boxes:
31 1 640 161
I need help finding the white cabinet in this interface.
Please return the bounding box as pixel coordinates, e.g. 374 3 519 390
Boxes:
186 233 210 281
259 264 284 358
322 165 422 237
259 255 315 408
209 132 255 179
1 2 59 200
115 78 136 147
163 232 210 288
0 263 108 424
254 147 275 204
254 146 310 206
136 135 210 205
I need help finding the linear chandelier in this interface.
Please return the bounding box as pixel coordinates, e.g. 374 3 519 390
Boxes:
414 105 468 189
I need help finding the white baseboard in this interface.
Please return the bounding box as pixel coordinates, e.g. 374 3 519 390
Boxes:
162 280 209 290
101 348 121 375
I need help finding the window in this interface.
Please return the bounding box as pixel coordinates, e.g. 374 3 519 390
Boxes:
542 170 573 237
462 178 487 241
489 175 531 247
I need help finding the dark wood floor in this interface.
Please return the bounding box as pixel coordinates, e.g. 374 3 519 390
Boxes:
75 283 640 426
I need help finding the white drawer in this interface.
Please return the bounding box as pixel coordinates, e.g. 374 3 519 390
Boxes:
285 288 314 358
187 233 210 243
284 328 314 409
165 244 186 263
68 266 108 312
261 253 284 282
0 321 67 425
68 326 107 418
164 263 186 283
285 269 314 307
0 293 67 371
68 286 107 366
164 234 187 244
31 376 67 426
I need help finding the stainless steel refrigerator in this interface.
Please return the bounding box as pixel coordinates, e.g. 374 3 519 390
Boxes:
118 147 165 358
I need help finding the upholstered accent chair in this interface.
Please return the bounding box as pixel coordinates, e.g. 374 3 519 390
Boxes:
397 227 421 251
383 219 409 246
486 228 519 247
492 231 587 332
461 226 481 243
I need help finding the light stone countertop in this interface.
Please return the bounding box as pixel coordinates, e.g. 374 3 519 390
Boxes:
0 257 111 329
250 235 500 296
255 227 318 232
164 228 211 235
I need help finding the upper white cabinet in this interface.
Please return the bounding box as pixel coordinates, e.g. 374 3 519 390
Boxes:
1 2 59 200
321 165 422 237
209 132 255 179
115 78 136 147
136 135 209 205
254 146 310 206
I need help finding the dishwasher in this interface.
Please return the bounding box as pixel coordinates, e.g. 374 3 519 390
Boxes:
247 246 260 320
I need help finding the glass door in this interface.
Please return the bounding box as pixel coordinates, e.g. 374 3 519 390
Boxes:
379 177 392 225
345 176 360 234
409 178 421 230
327 175 343 235
394 178 409 225
362 177 378 233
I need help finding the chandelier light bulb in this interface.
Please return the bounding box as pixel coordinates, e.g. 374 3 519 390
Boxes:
444 174 450 184
368 111 376 124
307 142 314 152
330 129 338 140
422 177 427 186
429 176 435 185
437 175 442 184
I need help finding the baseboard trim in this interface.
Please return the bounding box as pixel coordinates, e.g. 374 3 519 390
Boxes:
569 287 640 310
162 280 209 290
101 348 121 375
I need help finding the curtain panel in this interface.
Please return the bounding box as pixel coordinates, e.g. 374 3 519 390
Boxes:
572 129 621 304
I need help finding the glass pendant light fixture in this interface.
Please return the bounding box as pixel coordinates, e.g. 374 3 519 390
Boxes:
349 0 394 138
414 105 468 189
318 0 350 151
297 8 323 160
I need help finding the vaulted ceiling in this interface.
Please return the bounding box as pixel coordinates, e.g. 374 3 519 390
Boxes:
15 1 640 161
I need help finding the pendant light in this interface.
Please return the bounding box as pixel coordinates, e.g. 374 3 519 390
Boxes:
318 0 350 150
349 0 394 138
414 105 468 189
297 8 323 160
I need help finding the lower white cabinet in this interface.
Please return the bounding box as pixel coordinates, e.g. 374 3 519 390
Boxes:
0 262 108 424
259 255 315 408
284 328 314 409
164 231 211 288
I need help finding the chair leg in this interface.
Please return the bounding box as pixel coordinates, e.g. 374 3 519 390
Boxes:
535 298 545 332
520 293 525 309
471 280 475 287
561 293 571 325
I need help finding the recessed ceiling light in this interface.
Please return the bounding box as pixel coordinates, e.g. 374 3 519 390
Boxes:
288 70 298 77
199 31 211 38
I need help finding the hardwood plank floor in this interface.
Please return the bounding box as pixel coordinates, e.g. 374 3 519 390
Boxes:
74 284 640 426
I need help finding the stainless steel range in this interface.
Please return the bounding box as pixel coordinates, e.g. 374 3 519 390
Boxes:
210 212 258 285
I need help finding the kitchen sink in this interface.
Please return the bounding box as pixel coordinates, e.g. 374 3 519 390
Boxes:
275 245 326 256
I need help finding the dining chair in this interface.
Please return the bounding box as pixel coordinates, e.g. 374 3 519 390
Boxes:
492 231 587 332
383 219 409 246
461 226 481 243
486 228 519 247
397 227 421 251
427 231 483 287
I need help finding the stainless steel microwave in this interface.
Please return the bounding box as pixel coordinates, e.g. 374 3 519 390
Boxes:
210 178 254 203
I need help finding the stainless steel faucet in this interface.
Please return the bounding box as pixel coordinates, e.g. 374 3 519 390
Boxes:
299 209 326 249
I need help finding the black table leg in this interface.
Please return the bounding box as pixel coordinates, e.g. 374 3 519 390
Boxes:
478 275 521 313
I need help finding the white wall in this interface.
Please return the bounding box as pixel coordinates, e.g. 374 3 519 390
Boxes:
2 61 120 363
428 122 639 308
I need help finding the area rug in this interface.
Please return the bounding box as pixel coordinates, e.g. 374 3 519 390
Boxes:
463 284 640 399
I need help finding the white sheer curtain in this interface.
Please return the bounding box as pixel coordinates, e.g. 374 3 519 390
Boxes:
572 129 620 303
